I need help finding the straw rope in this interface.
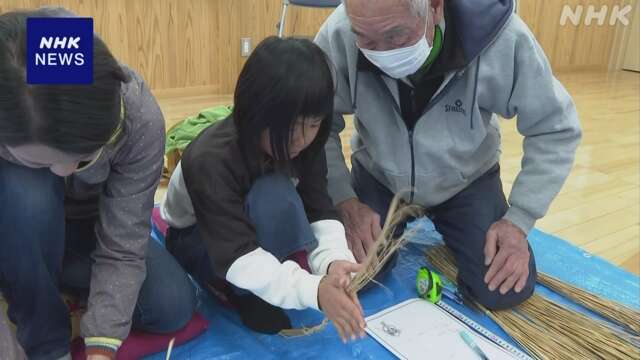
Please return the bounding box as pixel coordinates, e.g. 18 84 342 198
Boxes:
280 194 423 337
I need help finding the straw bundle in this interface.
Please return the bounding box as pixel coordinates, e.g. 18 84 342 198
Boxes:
280 194 423 337
346 195 424 294
538 272 640 336
426 245 640 360
279 198 640 358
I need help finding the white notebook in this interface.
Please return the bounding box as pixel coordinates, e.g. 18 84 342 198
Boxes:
365 298 519 360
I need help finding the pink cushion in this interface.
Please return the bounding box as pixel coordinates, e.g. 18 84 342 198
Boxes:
71 313 209 360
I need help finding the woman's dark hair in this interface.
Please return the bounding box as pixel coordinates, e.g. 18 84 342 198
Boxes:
233 36 335 173
0 7 130 155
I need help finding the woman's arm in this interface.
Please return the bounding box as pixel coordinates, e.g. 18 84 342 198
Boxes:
82 73 165 357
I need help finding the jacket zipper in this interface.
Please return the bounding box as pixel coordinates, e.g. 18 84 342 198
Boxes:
408 74 461 204
372 71 463 205
470 57 481 129
408 129 416 203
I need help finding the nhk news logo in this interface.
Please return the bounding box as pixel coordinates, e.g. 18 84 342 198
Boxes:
27 17 93 84
560 5 633 26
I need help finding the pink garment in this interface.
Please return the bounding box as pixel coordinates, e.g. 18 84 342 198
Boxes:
71 313 209 360
151 207 169 237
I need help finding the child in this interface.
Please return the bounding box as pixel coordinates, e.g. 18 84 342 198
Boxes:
0 7 196 360
161 37 366 342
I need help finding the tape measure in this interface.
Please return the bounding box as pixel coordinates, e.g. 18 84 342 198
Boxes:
416 267 443 303
436 300 534 360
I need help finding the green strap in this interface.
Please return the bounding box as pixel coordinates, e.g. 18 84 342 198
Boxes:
424 25 443 69
410 25 444 82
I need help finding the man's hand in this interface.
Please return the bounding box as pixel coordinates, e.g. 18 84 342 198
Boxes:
328 260 363 278
484 219 530 294
337 198 382 263
87 355 112 360
318 274 366 343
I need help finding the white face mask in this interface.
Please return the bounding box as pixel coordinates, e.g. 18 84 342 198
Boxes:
359 20 432 79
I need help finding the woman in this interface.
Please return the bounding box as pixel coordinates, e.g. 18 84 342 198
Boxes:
0 7 196 360
161 37 366 342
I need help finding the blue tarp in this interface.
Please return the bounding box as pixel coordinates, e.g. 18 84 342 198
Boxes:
147 218 639 359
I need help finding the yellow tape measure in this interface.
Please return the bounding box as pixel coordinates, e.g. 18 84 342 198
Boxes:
416 267 443 303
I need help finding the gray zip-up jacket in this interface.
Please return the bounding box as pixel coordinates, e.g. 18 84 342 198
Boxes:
315 1 581 233
0 65 165 345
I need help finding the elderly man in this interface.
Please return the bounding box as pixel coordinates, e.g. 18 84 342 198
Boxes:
315 0 581 310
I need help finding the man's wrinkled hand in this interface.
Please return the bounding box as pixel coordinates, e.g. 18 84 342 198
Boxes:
483 219 530 294
337 198 381 263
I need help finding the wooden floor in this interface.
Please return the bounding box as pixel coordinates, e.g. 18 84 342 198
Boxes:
155 70 640 275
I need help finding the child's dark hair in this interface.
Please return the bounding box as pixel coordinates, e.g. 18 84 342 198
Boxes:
233 36 335 173
0 7 130 155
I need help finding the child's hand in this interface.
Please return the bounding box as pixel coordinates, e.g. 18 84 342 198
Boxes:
328 260 363 278
318 274 366 343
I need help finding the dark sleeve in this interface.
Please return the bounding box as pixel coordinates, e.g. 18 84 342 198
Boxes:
297 150 341 223
182 153 259 277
